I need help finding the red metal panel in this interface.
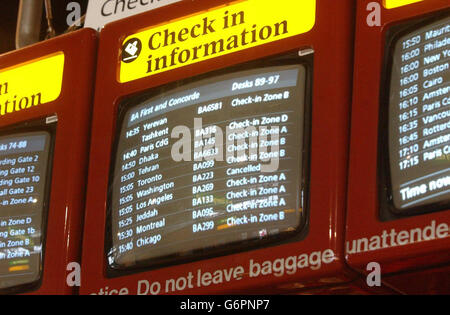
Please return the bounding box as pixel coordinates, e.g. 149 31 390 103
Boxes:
347 0 450 294
0 29 97 295
81 0 355 295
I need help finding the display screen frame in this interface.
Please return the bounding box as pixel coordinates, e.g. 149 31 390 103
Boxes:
0 117 56 295
104 50 313 277
379 9 450 221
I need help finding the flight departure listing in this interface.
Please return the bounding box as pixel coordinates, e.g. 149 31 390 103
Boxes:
109 64 307 268
0 132 50 290
389 16 450 210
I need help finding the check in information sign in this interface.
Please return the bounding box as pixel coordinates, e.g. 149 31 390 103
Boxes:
0 53 64 117
119 0 316 83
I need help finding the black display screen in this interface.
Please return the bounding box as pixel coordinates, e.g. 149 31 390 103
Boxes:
388 15 450 212
0 131 51 291
108 62 309 270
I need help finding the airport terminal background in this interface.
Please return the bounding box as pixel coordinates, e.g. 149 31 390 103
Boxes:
0 1 89 55
0 0 449 295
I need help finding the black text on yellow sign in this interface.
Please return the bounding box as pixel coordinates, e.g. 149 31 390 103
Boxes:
119 0 316 83
0 53 64 117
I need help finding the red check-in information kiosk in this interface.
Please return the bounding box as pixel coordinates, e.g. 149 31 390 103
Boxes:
0 29 97 295
347 0 450 294
81 0 356 295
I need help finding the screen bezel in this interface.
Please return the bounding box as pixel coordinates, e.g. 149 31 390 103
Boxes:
379 9 450 221
105 50 313 277
0 117 56 295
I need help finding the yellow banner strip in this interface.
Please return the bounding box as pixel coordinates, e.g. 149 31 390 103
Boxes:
383 0 424 9
119 0 316 83
0 52 65 117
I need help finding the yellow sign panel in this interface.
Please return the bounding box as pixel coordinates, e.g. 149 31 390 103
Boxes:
383 0 424 9
0 52 65 116
119 0 316 83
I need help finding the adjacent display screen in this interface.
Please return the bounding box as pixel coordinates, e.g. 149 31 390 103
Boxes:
0 132 51 290
108 63 307 269
389 15 450 211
